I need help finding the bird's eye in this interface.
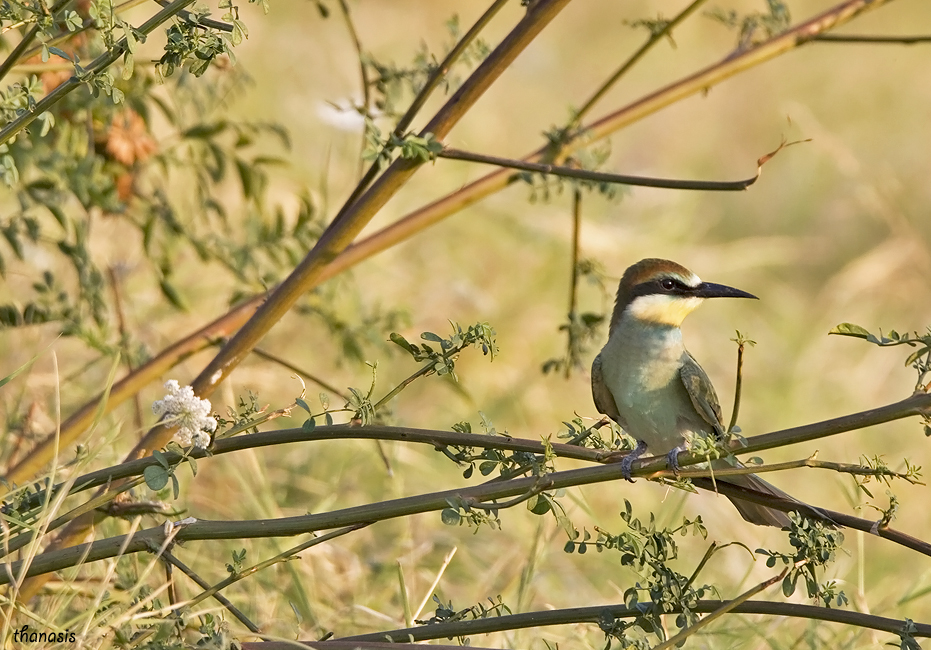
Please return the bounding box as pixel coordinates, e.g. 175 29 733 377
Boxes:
661 279 676 291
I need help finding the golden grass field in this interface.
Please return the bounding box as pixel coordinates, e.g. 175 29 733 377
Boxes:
3 0 931 646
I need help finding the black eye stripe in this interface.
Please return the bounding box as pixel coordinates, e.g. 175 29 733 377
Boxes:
630 278 694 298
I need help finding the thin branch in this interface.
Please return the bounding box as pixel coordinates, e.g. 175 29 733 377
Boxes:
161 551 260 633
668 455 922 484
247 344 349 401
107 266 143 430
336 600 931 643
438 146 770 191
152 0 234 31
728 333 753 432
0 0 75 83
337 0 369 179
338 0 510 213
812 33 931 43
565 187 581 378
570 0 708 128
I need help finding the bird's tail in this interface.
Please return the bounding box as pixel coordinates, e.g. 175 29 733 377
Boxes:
712 468 794 528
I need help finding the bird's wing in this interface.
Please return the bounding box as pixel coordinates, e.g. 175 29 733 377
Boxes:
591 353 625 426
679 352 725 437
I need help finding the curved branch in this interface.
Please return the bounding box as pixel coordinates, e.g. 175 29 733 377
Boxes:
335 600 931 643
438 146 770 191
812 33 931 43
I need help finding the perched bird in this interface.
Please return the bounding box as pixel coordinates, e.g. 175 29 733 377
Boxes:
591 258 792 527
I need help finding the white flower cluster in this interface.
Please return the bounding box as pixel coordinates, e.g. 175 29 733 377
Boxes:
152 380 217 448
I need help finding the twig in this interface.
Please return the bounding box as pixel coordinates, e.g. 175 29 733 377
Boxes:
246 344 349 401
812 33 931 43
727 333 752 433
437 147 769 191
0 0 76 83
336 0 369 179
153 0 234 31
161 551 260 633
565 187 582 379
107 266 143 430
569 0 708 128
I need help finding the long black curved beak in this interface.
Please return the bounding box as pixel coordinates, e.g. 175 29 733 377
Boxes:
695 282 758 300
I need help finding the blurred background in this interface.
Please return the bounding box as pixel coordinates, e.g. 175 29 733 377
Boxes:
3 0 931 645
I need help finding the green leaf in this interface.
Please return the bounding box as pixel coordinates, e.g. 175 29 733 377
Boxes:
159 278 188 310
302 417 316 432
421 331 444 343
144 465 170 491
440 508 461 526
295 398 311 413
153 449 170 469
528 497 551 515
828 323 871 339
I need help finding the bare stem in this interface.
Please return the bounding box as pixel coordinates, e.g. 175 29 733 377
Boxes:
438 147 768 191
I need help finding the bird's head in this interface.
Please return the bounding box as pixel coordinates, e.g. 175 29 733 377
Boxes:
609 258 758 331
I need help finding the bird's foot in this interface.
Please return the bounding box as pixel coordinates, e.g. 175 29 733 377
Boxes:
619 440 648 483
666 445 687 478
